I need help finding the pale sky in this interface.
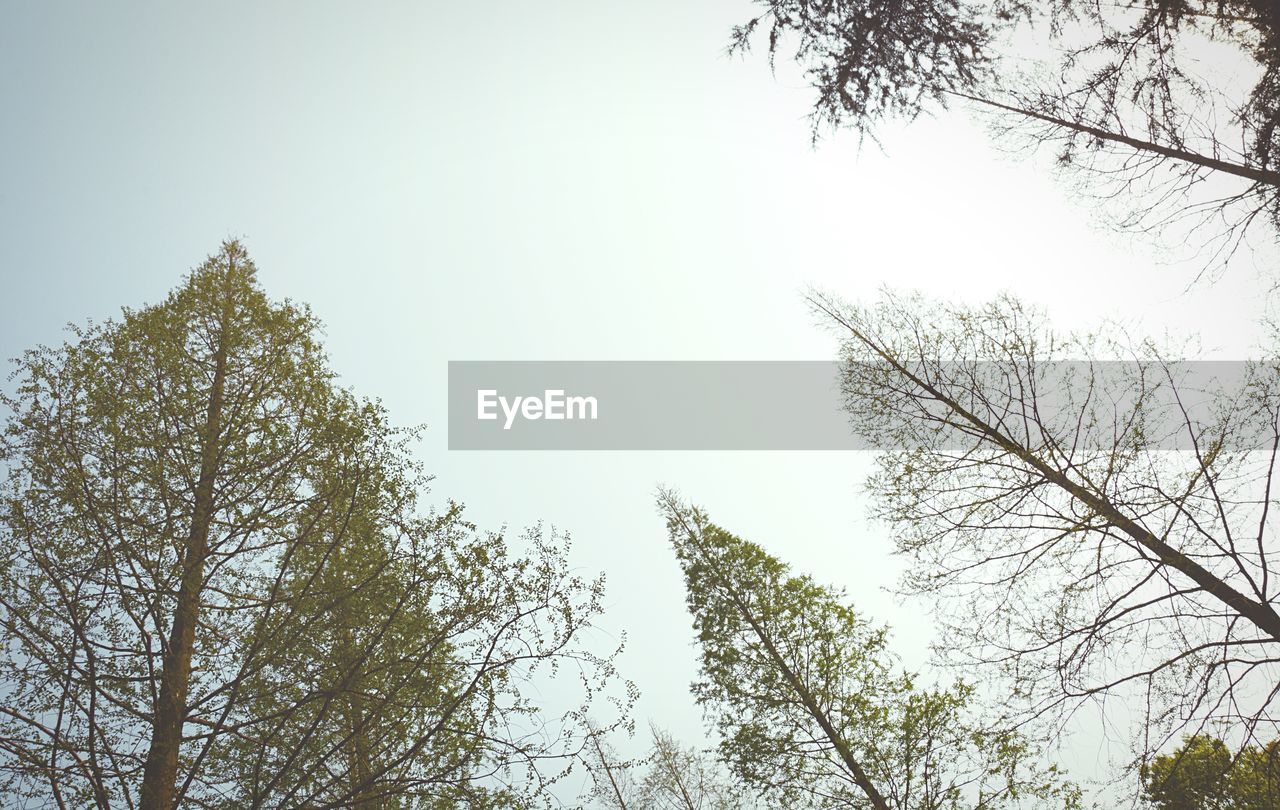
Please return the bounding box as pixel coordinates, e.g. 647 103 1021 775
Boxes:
1 0 1274 801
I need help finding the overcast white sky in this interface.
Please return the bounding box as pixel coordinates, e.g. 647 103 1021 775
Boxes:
1 0 1275 800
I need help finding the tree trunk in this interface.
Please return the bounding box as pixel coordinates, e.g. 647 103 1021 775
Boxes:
341 622 379 809
730 589 893 810
138 278 231 810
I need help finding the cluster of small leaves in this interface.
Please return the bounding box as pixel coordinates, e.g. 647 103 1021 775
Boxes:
729 0 998 139
1141 735 1280 809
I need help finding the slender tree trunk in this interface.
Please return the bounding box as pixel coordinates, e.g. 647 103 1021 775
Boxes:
340 623 378 809
591 731 630 810
345 693 377 808
951 91 1280 188
138 278 231 810
731 591 892 810
653 733 698 810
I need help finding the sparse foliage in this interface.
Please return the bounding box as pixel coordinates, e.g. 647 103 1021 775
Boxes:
810 288 1280 772
585 724 760 810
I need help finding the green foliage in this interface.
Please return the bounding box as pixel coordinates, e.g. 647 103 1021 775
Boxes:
1142 736 1280 810
0 242 628 807
659 493 1080 810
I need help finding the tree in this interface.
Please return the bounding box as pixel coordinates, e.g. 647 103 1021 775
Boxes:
658 493 1080 810
206 511 618 809
586 723 761 810
808 289 1280 770
1142 735 1280 809
729 0 1280 259
0 242 628 807
637 726 747 810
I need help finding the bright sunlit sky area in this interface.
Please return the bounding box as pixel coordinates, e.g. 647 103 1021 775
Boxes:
1 0 1276 798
